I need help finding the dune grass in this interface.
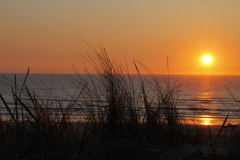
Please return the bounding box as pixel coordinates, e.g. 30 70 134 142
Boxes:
78 48 182 130
0 71 89 159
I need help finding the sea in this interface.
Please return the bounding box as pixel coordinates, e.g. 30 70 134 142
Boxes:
0 74 240 125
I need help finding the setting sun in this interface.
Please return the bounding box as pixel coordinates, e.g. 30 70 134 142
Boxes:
202 56 213 64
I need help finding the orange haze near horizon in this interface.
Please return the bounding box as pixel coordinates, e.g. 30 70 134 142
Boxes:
1 1 240 75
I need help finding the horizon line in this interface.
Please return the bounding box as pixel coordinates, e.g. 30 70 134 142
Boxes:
1 72 240 76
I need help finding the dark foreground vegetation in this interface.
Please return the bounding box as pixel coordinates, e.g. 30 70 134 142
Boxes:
0 49 240 159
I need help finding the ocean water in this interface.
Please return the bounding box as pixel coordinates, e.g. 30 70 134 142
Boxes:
0 74 240 125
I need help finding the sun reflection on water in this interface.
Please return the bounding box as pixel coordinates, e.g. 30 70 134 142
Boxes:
197 77 216 125
200 115 213 126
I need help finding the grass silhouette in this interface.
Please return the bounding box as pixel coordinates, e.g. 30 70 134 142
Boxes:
0 48 239 159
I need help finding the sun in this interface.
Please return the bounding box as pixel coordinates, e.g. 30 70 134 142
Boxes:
202 55 212 64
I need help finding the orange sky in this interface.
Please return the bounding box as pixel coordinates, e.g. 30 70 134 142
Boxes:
1 1 240 74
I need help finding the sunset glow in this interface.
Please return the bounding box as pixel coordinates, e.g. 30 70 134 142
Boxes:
1 1 240 75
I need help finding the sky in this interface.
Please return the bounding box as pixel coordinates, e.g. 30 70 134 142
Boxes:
1 0 240 74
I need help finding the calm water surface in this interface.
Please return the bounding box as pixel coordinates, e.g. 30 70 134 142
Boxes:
0 74 240 125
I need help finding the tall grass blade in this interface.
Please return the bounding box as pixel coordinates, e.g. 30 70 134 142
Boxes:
0 94 16 122
214 113 229 144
